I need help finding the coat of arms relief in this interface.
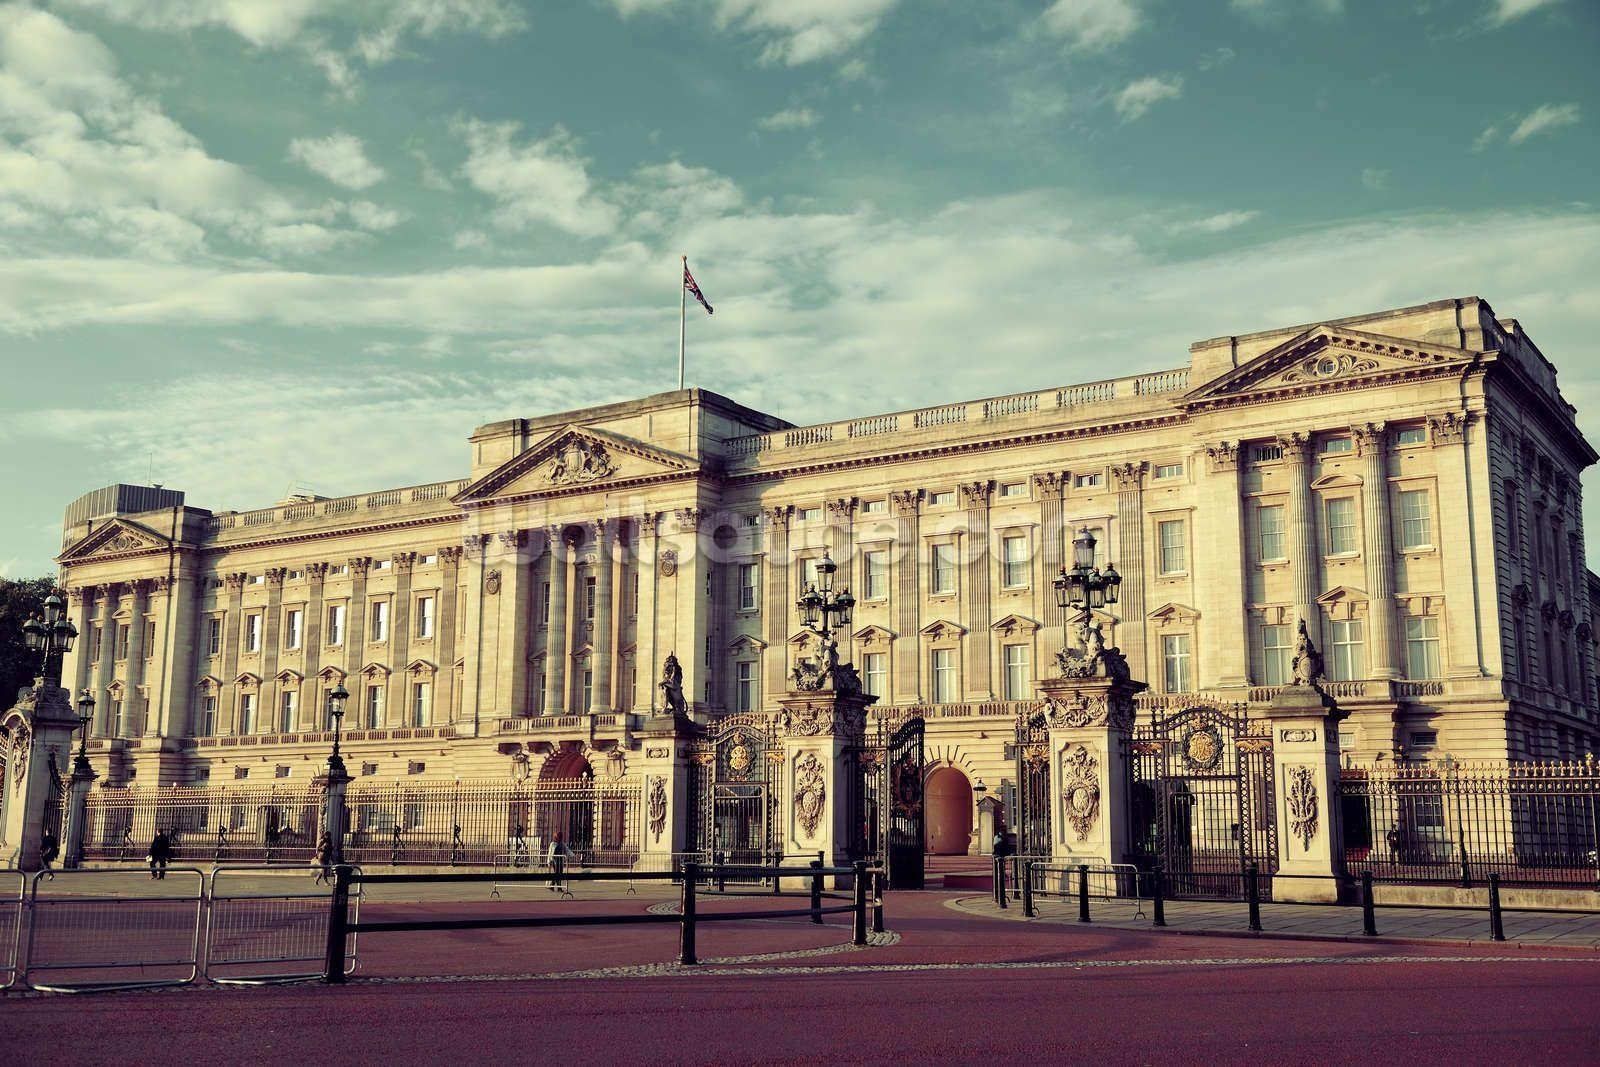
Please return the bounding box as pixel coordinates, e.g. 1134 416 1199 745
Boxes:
547 438 616 485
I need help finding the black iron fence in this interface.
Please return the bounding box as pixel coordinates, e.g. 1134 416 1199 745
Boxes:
1340 759 1600 888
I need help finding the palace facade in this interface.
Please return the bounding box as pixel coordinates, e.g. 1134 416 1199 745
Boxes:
51 296 1600 849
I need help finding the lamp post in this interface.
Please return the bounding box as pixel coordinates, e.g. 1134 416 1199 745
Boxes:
63 689 98 868
796 550 856 685
21 592 79 688
1051 527 1122 659
323 683 351 864
326 682 350 773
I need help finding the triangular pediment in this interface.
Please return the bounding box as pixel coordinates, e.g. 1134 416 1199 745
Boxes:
991 613 1040 637
455 425 698 505
852 624 897 647
1147 602 1200 625
275 668 304 686
58 518 168 563
728 634 768 653
1317 585 1368 605
405 658 438 677
317 666 347 684
1184 326 1478 407
919 619 968 641
196 674 222 692
234 672 262 688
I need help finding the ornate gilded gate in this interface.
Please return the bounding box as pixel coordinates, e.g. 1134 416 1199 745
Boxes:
1125 705 1278 900
880 717 925 890
1013 711 1052 858
687 714 783 864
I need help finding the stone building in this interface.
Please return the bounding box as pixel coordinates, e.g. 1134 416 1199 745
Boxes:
50 296 1600 853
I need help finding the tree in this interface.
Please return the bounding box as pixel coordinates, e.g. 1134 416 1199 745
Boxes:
0 576 59 707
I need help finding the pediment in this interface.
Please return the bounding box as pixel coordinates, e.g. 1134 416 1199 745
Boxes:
1183 326 1478 408
317 666 347 684
728 634 768 653
234 672 262 688
1311 472 1362 490
991 613 1040 637
455 425 699 505
1316 585 1368 605
58 518 168 563
405 658 437 677
275 668 304 686
852 624 897 647
360 662 391 679
196 674 222 692
1147 602 1200 625
919 619 968 641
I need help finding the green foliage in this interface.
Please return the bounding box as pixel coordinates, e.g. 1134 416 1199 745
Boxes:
0 576 60 707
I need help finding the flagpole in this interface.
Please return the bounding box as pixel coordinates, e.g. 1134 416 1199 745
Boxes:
678 254 687 391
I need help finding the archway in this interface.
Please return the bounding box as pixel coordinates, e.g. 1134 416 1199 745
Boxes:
535 747 596 854
924 766 974 855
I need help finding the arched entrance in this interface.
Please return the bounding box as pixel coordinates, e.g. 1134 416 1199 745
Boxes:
924 766 974 855
535 747 596 853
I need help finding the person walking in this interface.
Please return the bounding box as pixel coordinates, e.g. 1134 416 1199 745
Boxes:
39 827 60 881
148 828 173 880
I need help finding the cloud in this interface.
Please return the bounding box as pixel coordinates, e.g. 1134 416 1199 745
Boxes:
1361 167 1389 191
456 120 619 239
346 200 405 231
1171 210 1259 234
1197 46 1235 71
758 107 821 132
1472 123 1502 153
1485 0 1562 27
1229 0 1344 16
1113 76 1182 121
1509 102 1580 144
288 133 385 189
1039 0 1140 52
607 0 899 65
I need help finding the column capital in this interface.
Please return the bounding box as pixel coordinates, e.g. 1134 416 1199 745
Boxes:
958 481 993 510
889 488 923 517
1031 471 1065 497
392 551 416 573
149 575 173 595
347 556 371 577
66 587 87 606
674 507 702 533
463 534 490 560
589 517 613 541
306 561 329 581
265 567 287 587
223 572 248 592
1110 461 1147 492
1204 441 1240 473
1427 411 1468 447
1277 431 1312 463
762 504 792 528
1352 421 1387 456
438 546 462 565
496 530 526 554
825 497 858 522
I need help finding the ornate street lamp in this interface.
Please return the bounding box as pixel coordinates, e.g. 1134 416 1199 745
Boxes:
794 550 857 689
326 682 350 772
22 592 78 687
1052 527 1122 657
74 689 95 767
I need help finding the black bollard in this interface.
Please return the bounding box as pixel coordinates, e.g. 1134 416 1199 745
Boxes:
715 850 726 893
853 861 869 946
1361 871 1377 936
1151 867 1166 928
995 856 1008 909
680 861 699 965
872 869 885 934
1078 864 1091 923
323 864 352 984
1245 864 1262 932
810 860 824 925
1488 872 1506 942
1022 861 1036 918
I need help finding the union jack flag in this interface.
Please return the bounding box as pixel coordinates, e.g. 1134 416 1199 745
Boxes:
683 259 714 315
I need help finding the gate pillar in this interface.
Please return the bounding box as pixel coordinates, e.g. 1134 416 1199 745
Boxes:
637 710 696 864
1037 674 1145 875
1 681 81 871
1253 634 1346 903
775 689 874 889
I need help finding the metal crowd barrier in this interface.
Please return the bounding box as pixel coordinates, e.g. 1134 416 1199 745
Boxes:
204 866 360 985
24 867 205 993
1 869 22 988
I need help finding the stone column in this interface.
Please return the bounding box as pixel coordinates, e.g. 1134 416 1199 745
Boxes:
1252 682 1345 903
63 746 97 869
635 712 696 863
457 535 489 735
1354 423 1400 679
891 490 923 703
1037 671 1146 872
219 574 246 734
1279 433 1322 647
827 498 858 665
1430 411 1486 678
301 563 328 731
673 508 708 714
387 552 416 726
592 520 615 713
93 584 119 736
346 557 372 665
961 481 994 699
436 548 462 724
262 568 286 733
64 587 92 702
490 531 531 719
122 579 149 737
1033 473 1067 669
1111 462 1149 680
635 515 662 714
0 683 82 870
543 527 570 715
775 686 876 887
763 506 792 704
1201 443 1250 689
142 575 173 736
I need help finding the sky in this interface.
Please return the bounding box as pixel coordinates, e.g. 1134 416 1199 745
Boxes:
1 0 1597 578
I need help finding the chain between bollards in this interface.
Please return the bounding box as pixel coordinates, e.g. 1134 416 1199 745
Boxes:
679 861 699 965
1361 871 1377 936
1245 863 1262 932
1488 872 1506 941
1077 864 1091 923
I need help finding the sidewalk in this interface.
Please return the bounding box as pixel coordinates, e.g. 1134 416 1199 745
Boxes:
952 892 1600 949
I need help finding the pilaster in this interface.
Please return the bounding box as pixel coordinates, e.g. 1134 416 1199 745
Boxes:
122 579 148 737
961 481 994 699
1033 473 1067 669
219 574 246 735
436 547 463 724
300 563 328 731
763 506 792 704
1280 432 1322 646
1355 423 1400 679
635 514 662 714
542 528 570 715
1430 411 1487 678
1112 462 1148 680
492 531 530 721
891 490 923 703
93 584 119 736
592 520 615 712
1200 443 1249 689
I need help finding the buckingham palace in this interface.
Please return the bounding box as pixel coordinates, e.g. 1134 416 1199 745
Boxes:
45 295 1599 854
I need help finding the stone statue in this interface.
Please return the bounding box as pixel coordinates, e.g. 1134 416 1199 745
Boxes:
1054 619 1130 682
1291 619 1324 687
658 652 687 715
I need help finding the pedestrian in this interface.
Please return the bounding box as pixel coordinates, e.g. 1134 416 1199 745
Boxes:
993 823 1014 859
312 831 334 885
548 831 569 893
148 828 173 880
39 827 60 880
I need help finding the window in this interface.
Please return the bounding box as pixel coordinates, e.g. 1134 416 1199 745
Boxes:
1161 634 1192 694
631 572 640 617
931 648 957 703
1328 619 1365 681
280 689 297 732
420 553 437 565
584 575 597 621
1260 624 1293 687
370 600 389 642
243 614 262 653
863 653 886 698
416 595 435 638
285 609 303 650
1399 490 1432 550
365 684 383 728
1405 616 1442 679
1396 426 1427 447
581 669 594 712
250 574 265 585
275 765 291 779
735 661 757 712
1410 729 1438 750
999 482 1028 499
738 564 759 611
331 564 349 576
200 695 217 736
927 490 955 507
1320 436 1353 455
115 623 130 660
143 619 156 654
374 559 391 571
411 682 430 727
89 624 103 661
541 583 551 625
239 692 256 733
1001 535 1028 588
861 498 888 514
288 569 304 580
1251 443 1284 463
1073 473 1103 489
327 603 346 646
864 550 889 600
1003 644 1030 700
931 544 958 595
1157 519 1187 575
800 556 820 592
1324 497 1357 554
204 617 220 656
1257 504 1286 561
1153 463 1183 480
534 671 546 714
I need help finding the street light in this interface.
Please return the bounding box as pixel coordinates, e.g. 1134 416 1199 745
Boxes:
326 682 350 771
74 689 95 766
1052 527 1122 656
795 549 856 686
21 592 78 686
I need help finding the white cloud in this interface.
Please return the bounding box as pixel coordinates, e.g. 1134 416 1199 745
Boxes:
288 132 385 189
607 0 899 65
346 200 405 231
1509 102 1580 144
457 120 619 238
1486 0 1561 27
1229 0 1343 16
1113 76 1182 121
758 107 821 132
1039 0 1140 52
1172 210 1259 234
452 228 489 250
1472 123 1501 153
1361 167 1389 191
